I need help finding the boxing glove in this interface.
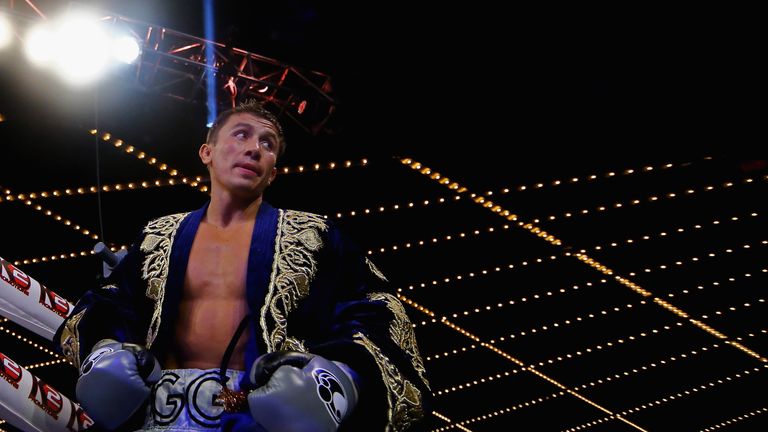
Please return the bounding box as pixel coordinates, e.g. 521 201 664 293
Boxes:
246 351 359 432
76 339 161 430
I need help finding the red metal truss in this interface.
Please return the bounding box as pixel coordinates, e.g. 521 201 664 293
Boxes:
109 15 336 135
1 3 336 134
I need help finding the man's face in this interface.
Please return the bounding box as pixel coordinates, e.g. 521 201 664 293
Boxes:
199 113 280 198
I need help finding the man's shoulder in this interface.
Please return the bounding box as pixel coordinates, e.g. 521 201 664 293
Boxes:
146 211 192 225
142 211 192 233
279 208 335 234
281 207 325 219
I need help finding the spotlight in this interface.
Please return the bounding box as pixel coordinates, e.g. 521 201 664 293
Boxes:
23 23 54 66
54 12 110 85
0 13 12 49
111 35 140 64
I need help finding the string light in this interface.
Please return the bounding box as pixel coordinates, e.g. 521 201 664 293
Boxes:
431 412 475 431
564 366 768 432
0 159 375 205
434 314 766 428
334 195 461 219
530 176 762 224
588 212 761 252
0 179 198 203
89 129 207 191
367 224 510 255
572 342 722 393
700 407 768 431
0 324 64 360
402 157 765 362
398 254 559 293
26 358 70 370
435 368 523 395
416 277 604 328
630 241 767 275
431 260 760 331
425 271 763 362
396 292 637 431
12 245 128 266
477 156 713 196
0 186 99 240
430 394 563 431
279 158 369 174
87 129 370 196
399 157 766 429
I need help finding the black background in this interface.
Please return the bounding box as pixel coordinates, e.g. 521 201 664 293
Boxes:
0 1 765 431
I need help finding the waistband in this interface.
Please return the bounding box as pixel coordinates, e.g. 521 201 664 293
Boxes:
138 368 245 432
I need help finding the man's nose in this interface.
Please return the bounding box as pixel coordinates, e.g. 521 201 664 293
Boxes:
244 141 262 159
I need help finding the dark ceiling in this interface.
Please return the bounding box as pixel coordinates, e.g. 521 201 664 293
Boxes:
0 1 765 431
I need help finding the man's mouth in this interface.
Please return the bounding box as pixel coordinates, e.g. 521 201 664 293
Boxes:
234 163 260 176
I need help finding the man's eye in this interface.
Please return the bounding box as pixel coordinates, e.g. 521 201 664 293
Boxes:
234 131 248 139
261 140 275 151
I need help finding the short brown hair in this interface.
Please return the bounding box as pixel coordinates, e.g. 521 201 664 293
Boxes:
205 99 287 160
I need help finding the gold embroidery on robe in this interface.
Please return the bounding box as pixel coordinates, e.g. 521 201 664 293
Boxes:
140 212 188 348
261 210 328 352
366 257 389 282
280 337 308 353
354 333 424 431
60 309 86 368
368 293 430 389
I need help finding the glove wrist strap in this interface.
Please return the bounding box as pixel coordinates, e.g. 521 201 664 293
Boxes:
219 313 251 384
215 314 251 413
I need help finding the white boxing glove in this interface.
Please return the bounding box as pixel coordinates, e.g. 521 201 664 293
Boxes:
76 339 161 430
246 351 359 432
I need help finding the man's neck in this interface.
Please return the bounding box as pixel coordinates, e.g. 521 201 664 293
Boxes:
206 191 262 228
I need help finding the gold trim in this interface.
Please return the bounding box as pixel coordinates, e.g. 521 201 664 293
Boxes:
366 257 389 282
280 337 308 353
354 333 424 431
140 212 188 348
261 210 327 352
59 309 86 368
368 293 430 389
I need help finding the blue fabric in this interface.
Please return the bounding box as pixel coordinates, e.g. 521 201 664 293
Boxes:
152 202 277 366
55 200 432 431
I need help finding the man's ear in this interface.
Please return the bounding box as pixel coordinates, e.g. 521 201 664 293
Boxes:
199 143 212 165
267 166 277 185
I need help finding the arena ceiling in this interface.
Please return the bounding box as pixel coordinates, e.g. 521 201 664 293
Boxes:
0 1 764 431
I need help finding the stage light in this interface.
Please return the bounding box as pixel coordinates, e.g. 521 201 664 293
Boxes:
54 12 110 85
23 23 55 66
0 14 12 49
111 35 140 64
22 11 140 86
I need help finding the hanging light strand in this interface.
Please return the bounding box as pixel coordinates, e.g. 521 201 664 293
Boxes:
527 176 765 225
700 407 768 431
563 366 768 432
0 178 196 203
400 158 766 363
12 244 129 267
396 292 640 431
477 156 714 196
0 187 99 240
425 271 764 363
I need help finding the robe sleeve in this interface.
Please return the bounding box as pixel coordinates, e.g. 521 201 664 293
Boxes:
53 237 148 368
309 224 432 431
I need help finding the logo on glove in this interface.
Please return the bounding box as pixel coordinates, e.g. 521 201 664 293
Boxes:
312 368 347 424
79 346 114 375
